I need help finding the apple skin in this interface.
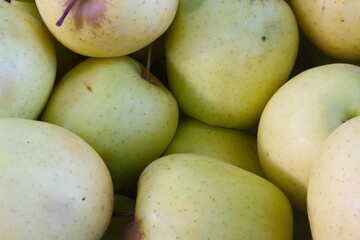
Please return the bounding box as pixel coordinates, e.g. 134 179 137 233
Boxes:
163 116 265 177
0 1 56 119
35 0 179 57
40 56 179 192
257 63 360 212
165 0 299 129
308 116 360 240
127 153 293 240
289 0 360 61
0 118 114 240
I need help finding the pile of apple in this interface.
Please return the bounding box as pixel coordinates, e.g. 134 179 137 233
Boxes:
1 0 360 239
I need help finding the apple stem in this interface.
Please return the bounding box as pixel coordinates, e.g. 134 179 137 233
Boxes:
4 0 11 3
142 43 154 83
56 0 79 27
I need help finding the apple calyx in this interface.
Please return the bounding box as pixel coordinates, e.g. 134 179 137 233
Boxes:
56 0 79 26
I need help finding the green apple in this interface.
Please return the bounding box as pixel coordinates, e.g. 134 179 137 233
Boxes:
35 0 179 57
40 56 179 193
101 194 135 240
308 116 360 239
0 117 114 240
163 116 265 177
165 0 299 129
290 0 360 61
0 1 56 119
123 153 293 239
257 63 360 212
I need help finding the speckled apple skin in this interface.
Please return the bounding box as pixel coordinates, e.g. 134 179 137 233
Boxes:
35 0 178 57
308 116 360 240
135 153 293 240
40 56 179 191
0 1 56 119
257 63 360 212
165 0 299 129
0 118 114 240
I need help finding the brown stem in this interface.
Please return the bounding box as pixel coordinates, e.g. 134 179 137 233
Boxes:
142 43 153 83
56 0 79 26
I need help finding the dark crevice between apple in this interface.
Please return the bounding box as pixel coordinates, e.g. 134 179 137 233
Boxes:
5 0 11 3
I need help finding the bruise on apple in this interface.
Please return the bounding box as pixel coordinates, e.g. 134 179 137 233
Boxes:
59 0 108 29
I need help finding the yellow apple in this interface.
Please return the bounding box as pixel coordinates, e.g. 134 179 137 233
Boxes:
308 116 360 239
258 63 360 212
35 0 178 57
163 116 265 177
165 0 299 129
40 56 179 193
0 1 56 119
290 0 360 61
0 118 114 240
125 153 293 239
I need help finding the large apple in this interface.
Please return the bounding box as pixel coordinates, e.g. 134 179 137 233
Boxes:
289 0 360 61
0 1 56 119
0 118 114 240
123 153 293 239
257 63 360 212
163 116 265 177
35 0 179 57
308 116 360 240
40 56 179 193
165 0 299 129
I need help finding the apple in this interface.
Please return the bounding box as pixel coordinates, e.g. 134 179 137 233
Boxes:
289 0 360 61
9 0 88 81
123 153 293 239
165 0 299 129
0 117 114 240
101 194 135 240
308 116 360 239
40 56 179 193
0 1 56 119
163 116 265 177
257 63 360 212
34 0 179 57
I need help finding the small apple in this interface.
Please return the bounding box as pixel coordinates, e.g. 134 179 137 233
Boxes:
165 0 299 129
163 116 265 177
40 56 179 193
35 0 179 57
308 116 360 239
0 1 56 119
290 0 360 61
0 117 114 240
257 63 360 212
123 153 293 239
